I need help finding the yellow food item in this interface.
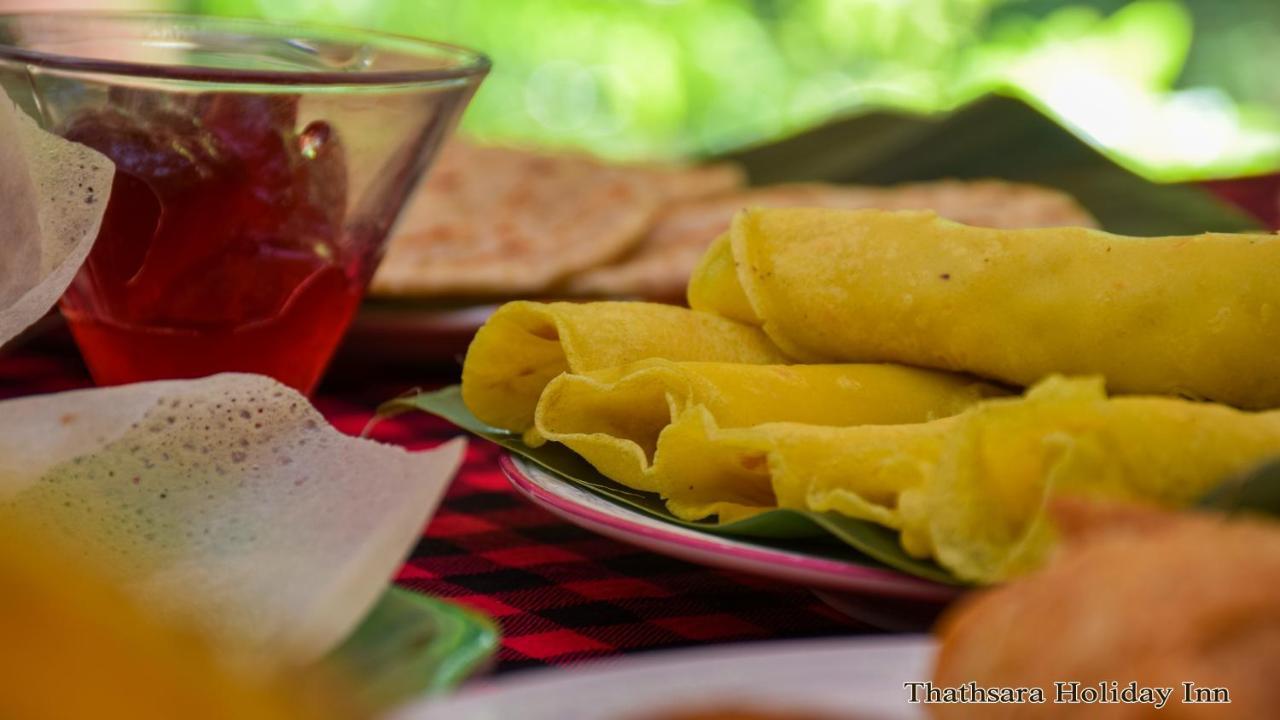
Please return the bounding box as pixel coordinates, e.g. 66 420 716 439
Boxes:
654 404 951 524
689 208 1280 409
652 377 1280 582
460 301 787 432
566 178 1095 301
530 358 1000 498
0 521 350 720
902 376 1280 582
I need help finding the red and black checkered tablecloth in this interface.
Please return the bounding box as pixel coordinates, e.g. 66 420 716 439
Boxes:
0 340 866 674
6 177 1275 675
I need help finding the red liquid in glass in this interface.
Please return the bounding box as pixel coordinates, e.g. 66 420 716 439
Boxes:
60 94 358 394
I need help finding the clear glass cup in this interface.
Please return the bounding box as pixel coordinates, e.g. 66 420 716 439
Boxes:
0 13 488 394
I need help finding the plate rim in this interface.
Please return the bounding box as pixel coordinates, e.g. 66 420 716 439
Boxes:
501 453 959 602
395 634 934 720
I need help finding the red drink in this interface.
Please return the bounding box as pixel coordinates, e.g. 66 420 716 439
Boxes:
60 93 361 394
1 14 488 395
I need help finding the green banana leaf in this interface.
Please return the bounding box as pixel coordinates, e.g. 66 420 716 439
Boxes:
386 387 1280 595
721 93 1260 236
383 387 962 587
1198 458 1280 518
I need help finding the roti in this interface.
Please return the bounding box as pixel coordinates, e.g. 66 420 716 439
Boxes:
370 140 743 297
566 180 1097 300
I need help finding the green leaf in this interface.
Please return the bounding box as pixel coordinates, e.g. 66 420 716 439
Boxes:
326 587 499 711
383 387 963 586
721 93 1261 236
1198 458 1280 518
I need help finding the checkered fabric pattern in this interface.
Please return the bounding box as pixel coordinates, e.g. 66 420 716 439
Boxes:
0 339 865 674
5 178 1273 676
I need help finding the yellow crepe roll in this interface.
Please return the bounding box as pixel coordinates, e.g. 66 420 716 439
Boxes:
460 301 787 432
689 208 1280 409
652 376 1280 582
653 404 953 524
908 376 1280 582
529 358 1001 495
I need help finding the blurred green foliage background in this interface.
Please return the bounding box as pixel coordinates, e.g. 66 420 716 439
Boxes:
190 0 1280 181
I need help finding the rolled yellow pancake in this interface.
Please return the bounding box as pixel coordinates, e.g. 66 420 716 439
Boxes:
530 358 1001 494
653 403 954 524
904 376 1280 582
461 301 787 432
654 376 1280 582
689 208 1280 409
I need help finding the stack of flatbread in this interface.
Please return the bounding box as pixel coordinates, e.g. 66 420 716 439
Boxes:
371 139 1096 301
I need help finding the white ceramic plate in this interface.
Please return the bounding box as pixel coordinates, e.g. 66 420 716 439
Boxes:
396 635 935 720
501 454 958 605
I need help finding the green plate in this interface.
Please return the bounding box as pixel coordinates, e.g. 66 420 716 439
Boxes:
326 587 499 710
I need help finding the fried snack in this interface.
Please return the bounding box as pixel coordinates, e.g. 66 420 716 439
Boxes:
370 140 742 297
0 521 354 720
933 504 1280 719
650 376 1280 580
0 374 464 669
569 180 1094 299
689 208 1280 408
460 301 787 433
0 92 113 347
530 358 1001 496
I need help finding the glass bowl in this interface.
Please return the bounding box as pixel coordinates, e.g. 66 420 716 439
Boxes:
0 12 488 393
